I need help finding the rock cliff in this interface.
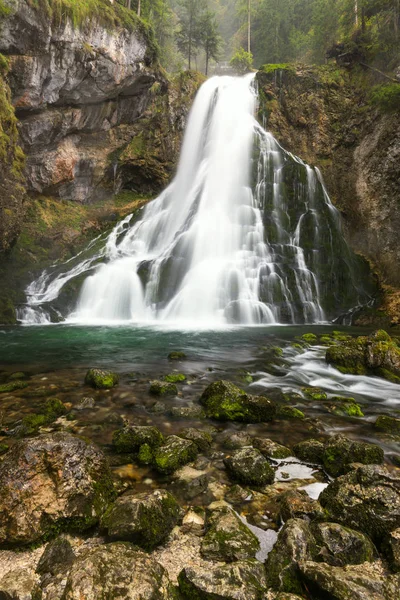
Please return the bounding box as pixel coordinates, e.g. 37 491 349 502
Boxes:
0 0 159 203
257 65 400 301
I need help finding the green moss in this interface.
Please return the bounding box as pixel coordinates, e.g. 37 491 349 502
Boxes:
19 397 67 435
153 435 198 474
0 443 8 454
301 333 318 344
149 380 178 396
375 415 400 436
85 368 119 389
302 387 327 401
260 63 296 74
137 443 153 465
277 406 305 419
370 84 400 113
200 380 276 423
0 380 28 393
113 425 164 453
164 373 186 383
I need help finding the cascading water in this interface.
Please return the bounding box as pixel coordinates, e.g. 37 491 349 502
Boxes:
18 74 372 326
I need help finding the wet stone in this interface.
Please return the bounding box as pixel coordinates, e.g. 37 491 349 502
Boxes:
279 489 326 523
293 439 325 464
200 380 276 423
172 466 209 500
149 380 178 396
178 428 213 452
254 437 292 459
221 430 253 450
153 435 198 474
85 368 119 389
170 405 206 419
112 425 164 453
311 522 375 566
36 535 76 576
384 527 400 572
321 434 384 477
224 447 275 486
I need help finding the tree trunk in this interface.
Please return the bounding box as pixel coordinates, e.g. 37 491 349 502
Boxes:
126 0 131 10
247 0 251 53
355 0 358 26
395 0 399 40
205 50 209 76
137 0 141 17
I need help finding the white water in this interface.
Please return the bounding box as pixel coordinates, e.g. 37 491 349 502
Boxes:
18 74 368 326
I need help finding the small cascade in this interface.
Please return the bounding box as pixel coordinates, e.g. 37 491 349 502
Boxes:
18 74 372 326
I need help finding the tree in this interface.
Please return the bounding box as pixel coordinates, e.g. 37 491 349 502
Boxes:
200 11 223 74
176 0 207 70
230 47 253 72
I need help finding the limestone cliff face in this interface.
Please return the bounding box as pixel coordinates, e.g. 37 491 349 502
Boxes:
257 66 400 295
0 0 159 203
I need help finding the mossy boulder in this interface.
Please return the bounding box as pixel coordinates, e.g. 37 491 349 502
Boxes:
224 447 275 486
85 368 119 389
112 425 164 453
265 518 316 594
0 380 28 393
321 434 384 477
253 437 292 459
164 373 186 383
153 435 198 474
326 397 364 417
178 559 268 600
149 380 178 396
302 387 327 401
375 415 400 436
277 406 305 420
178 428 213 453
103 489 180 550
168 351 187 360
63 543 176 600
301 333 318 344
201 502 260 562
0 433 115 546
326 330 400 381
293 439 325 464
19 397 67 435
221 430 253 450
319 464 400 544
200 380 276 423
311 522 375 566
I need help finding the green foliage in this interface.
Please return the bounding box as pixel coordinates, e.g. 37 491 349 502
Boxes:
230 47 253 73
370 83 400 112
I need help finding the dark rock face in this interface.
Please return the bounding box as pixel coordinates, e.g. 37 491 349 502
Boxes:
0 0 158 203
0 432 115 546
201 502 260 562
62 542 176 600
178 559 268 600
319 464 400 544
311 522 375 566
224 447 275 486
36 535 76 576
321 434 384 477
103 489 180 550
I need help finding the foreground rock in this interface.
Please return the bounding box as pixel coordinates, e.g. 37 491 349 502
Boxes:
299 561 400 600
200 380 276 423
326 330 400 382
178 559 268 600
62 543 175 599
112 425 164 453
320 464 400 544
0 433 114 546
224 447 275 486
0 567 38 600
311 522 375 566
103 489 180 550
153 435 198 474
201 502 259 561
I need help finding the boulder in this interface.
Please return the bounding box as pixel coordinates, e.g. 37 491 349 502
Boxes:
293 439 324 463
178 428 213 452
279 490 326 522
0 433 115 546
164 373 186 383
265 519 316 594
384 528 400 572
85 368 119 389
224 448 275 486
221 430 253 450
200 380 276 423
178 559 268 600
112 425 164 453
0 567 38 600
311 522 375 566
172 466 209 500
36 535 76 576
103 489 180 550
62 543 176 599
201 502 260 562
168 351 187 360
319 465 400 543
153 435 198 474
375 415 400 436
321 434 384 476
254 437 292 459
299 560 400 600
149 380 178 396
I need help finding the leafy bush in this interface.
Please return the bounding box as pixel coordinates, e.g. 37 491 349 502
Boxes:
369 84 400 113
230 47 253 73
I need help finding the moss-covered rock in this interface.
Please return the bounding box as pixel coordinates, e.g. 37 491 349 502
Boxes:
153 435 198 474
375 415 400 436
322 434 384 477
277 406 305 420
224 447 275 486
265 518 316 595
326 397 364 417
200 380 276 423
253 437 292 459
301 333 318 344
172 466 208 500
112 425 164 453
293 439 325 464
319 464 400 544
302 387 327 401
168 351 187 360
103 489 180 550
178 428 212 453
311 522 375 566
149 380 178 396
19 397 67 435
0 379 28 393
178 559 268 600
164 373 186 383
137 443 154 465
85 368 119 390
201 502 260 562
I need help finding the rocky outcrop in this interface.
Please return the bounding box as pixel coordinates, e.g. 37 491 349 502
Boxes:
0 0 159 203
256 65 400 305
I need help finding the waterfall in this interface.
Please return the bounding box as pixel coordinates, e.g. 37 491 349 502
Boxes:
18 74 372 326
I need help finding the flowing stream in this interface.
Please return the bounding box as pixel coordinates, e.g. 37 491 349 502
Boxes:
18 74 371 326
